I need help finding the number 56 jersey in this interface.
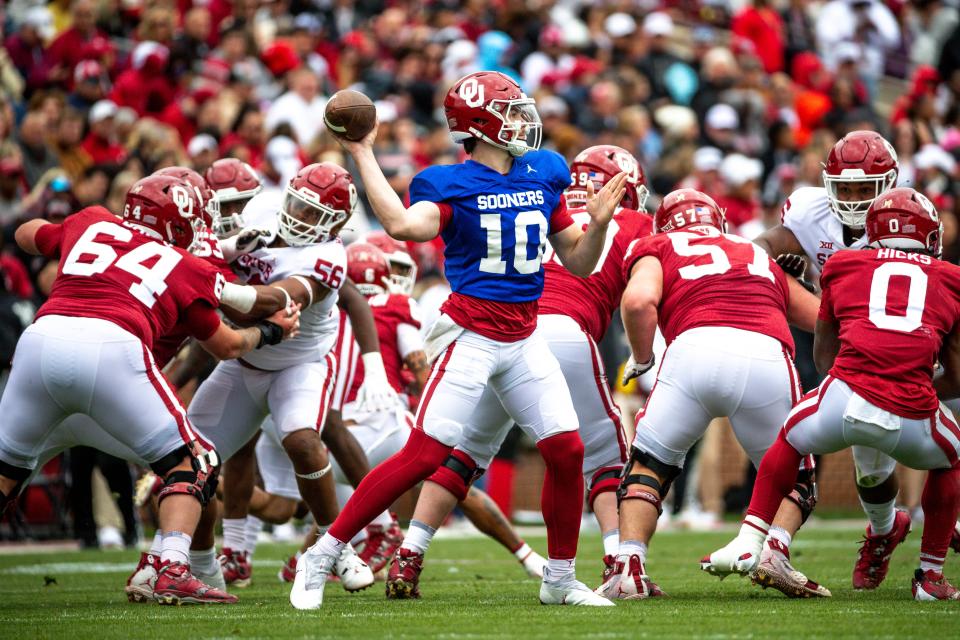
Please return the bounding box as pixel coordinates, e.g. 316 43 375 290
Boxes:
232 191 347 369
623 227 794 354
820 249 960 419
34 206 225 348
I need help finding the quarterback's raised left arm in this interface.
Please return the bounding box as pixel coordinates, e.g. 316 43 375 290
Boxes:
549 172 627 277
620 255 663 374
338 124 441 242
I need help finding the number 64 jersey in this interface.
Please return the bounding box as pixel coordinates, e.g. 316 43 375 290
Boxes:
819 249 960 419
231 192 347 369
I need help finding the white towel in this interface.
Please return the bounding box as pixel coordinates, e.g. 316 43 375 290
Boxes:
844 392 902 432
424 314 464 364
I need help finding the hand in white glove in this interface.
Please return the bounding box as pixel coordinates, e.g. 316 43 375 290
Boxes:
356 352 398 412
221 228 271 262
621 354 656 386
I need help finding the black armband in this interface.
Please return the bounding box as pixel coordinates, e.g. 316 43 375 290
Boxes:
256 320 284 348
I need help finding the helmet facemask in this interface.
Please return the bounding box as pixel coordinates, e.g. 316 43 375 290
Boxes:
467 98 542 157
277 184 354 246
823 169 898 228
386 254 417 295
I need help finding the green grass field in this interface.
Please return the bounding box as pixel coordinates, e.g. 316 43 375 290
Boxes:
0 526 956 639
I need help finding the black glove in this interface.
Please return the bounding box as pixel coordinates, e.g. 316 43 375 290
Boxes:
236 228 270 253
255 321 284 348
776 253 807 279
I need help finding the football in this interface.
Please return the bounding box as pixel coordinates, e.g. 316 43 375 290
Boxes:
324 90 377 141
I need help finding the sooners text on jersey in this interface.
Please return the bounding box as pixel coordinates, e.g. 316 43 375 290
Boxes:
780 187 869 272
819 248 960 418
624 227 794 354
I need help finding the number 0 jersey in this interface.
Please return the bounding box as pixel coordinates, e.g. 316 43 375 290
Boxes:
623 228 794 354
819 249 960 418
232 191 347 369
539 207 652 343
408 149 573 341
33 206 224 348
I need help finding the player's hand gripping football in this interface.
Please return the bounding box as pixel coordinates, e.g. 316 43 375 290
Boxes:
585 171 628 228
336 121 379 157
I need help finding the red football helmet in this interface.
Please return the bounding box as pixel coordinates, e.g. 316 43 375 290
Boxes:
822 131 899 228
362 230 417 295
346 242 391 297
123 174 204 251
279 162 356 246
444 71 541 157
154 166 220 231
566 145 649 211
204 158 263 237
866 187 942 258
654 189 726 234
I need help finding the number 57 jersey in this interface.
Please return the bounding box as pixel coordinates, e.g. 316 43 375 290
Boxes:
624 227 794 354
820 249 960 419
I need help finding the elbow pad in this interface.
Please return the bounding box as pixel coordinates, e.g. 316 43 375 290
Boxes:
220 282 257 314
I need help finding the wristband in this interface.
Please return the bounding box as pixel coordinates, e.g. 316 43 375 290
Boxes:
256 321 283 348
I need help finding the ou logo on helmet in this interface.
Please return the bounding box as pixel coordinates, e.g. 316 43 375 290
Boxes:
171 184 195 218
459 77 486 109
613 152 639 182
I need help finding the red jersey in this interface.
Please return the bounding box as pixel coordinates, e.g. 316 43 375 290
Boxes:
540 208 652 342
152 230 237 367
346 293 423 402
34 207 225 349
623 227 794 354
819 248 960 419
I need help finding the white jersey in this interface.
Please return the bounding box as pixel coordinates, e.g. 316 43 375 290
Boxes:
780 186 869 276
232 191 347 369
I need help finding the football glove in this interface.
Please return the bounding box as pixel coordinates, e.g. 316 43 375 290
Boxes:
622 354 656 385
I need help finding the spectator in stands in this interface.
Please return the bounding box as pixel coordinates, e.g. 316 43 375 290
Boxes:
266 66 327 148
733 0 786 74
45 0 106 86
80 100 125 167
16 110 58 188
5 6 55 96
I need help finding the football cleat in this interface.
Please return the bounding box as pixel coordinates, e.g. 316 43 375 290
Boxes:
601 554 618 585
594 555 665 600
385 548 424 599
279 553 299 583
196 561 227 594
133 472 162 508
519 548 546 579
912 569 960 601
853 509 911 590
125 552 160 603
154 561 237 605
950 523 960 554
335 544 375 592
358 520 404 577
752 538 831 598
289 547 336 610
541 577 616 606
219 547 252 588
700 536 762 579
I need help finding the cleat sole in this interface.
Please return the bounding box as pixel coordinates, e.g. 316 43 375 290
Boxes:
752 567 831 599
385 580 420 600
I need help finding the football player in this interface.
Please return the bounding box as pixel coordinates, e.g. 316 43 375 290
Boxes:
382 145 652 599
205 158 263 238
0 174 299 604
705 188 960 601
598 189 821 599
291 71 627 609
752 131 937 593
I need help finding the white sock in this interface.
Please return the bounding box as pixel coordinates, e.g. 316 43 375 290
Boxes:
617 540 647 564
244 516 263 555
736 516 770 556
544 558 575 583
189 547 218 576
222 518 246 551
149 531 163 555
400 520 435 554
513 542 533 562
860 497 897 536
160 531 192 565
372 510 393 527
311 531 345 558
920 555 945 574
602 529 620 557
768 525 792 548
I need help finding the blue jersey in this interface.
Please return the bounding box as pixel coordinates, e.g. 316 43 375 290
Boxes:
409 149 570 303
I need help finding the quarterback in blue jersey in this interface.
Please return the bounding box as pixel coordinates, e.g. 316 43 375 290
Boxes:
291 71 626 610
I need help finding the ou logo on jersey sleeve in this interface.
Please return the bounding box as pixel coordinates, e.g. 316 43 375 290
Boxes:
459 78 486 109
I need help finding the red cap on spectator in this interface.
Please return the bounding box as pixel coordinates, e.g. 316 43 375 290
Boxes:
199 57 232 85
74 60 104 84
82 36 115 61
261 41 301 77
190 83 219 105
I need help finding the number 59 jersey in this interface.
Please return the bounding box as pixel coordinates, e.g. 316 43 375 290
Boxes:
623 227 794 354
819 249 960 419
232 192 347 369
34 207 225 348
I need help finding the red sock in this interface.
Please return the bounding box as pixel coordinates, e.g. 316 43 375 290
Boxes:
328 429 450 542
486 458 515 519
537 431 584 560
746 431 802 525
920 466 960 568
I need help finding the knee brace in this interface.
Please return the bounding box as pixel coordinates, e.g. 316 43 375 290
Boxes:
785 467 818 524
588 466 623 510
153 443 220 507
427 450 482 502
0 459 31 514
617 448 681 515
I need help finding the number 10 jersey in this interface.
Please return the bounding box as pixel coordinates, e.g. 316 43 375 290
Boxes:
819 248 960 418
623 227 794 355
